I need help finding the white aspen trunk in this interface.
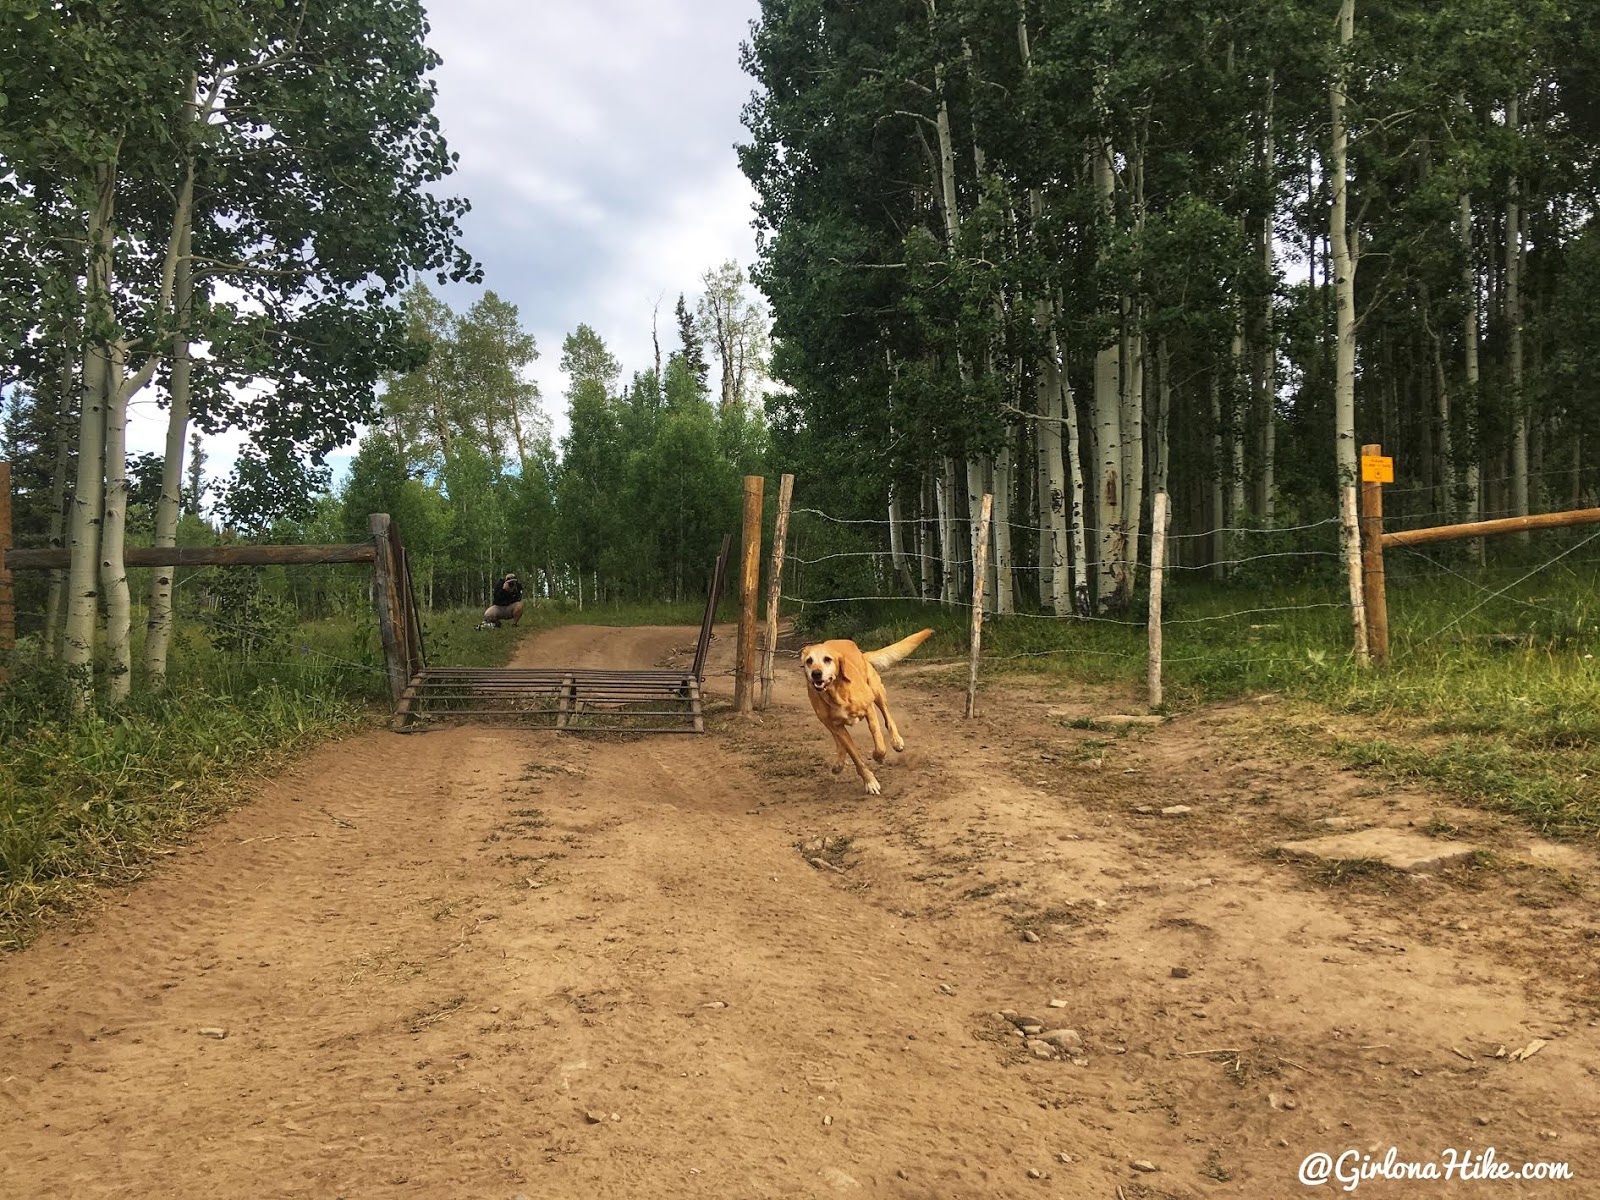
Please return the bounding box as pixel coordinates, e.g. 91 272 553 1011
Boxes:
1210 370 1226 581
937 458 959 603
1331 0 1368 663
1019 10 1071 616
62 168 117 709
1094 339 1122 608
1421 281 1455 517
100 345 133 702
1155 337 1172 499
888 480 915 595
718 311 736 410
509 401 528 465
144 178 196 687
1505 95 1528 540
1257 75 1278 523
43 339 78 659
1230 316 1248 525
1033 303 1070 614
992 435 1014 615
966 456 987 608
1459 191 1481 520
1119 139 1147 603
1121 319 1145 597
919 468 936 599
927 20 992 603
1092 140 1124 610
1059 304 1090 615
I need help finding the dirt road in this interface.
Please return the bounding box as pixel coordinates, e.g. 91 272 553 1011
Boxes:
2 623 1596 1198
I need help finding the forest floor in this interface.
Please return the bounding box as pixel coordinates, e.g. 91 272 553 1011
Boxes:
1 621 1596 1198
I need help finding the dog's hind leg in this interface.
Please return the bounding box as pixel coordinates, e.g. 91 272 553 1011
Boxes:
830 726 881 795
874 684 907 753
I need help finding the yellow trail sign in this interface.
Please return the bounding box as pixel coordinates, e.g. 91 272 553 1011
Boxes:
1361 455 1394 484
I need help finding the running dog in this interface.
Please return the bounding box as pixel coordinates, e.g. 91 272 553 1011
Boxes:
800 629 934 795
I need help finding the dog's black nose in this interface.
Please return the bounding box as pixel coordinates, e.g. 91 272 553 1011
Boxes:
811 671 822 682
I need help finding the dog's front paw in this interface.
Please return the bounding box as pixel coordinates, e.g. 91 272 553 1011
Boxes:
892 736 906 753
863 777 881 796
830 762 844 775
871 748 887 763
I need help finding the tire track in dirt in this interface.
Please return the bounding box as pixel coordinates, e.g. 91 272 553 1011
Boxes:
2 622 1596 1198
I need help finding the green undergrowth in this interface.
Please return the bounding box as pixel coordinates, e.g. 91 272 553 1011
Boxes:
0 671 366 951
805 556 1600 840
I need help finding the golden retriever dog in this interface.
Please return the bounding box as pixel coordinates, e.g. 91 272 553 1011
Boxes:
801 628 934 795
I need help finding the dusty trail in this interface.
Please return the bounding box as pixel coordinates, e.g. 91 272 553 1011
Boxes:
1 622 1596 1198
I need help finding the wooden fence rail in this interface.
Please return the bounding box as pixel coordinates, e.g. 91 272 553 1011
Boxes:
1361 442 1600 665
0 470 412 702
4 544 378 569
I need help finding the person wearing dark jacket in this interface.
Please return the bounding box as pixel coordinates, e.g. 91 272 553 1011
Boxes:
481 573 525 628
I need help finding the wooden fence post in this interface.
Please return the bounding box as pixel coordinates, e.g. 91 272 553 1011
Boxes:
1147 491 1169 710
1360 443 1390 666
369 513 407 704
760 473 795 710
734 475 765 714
0 462 13 680
965 493 993 719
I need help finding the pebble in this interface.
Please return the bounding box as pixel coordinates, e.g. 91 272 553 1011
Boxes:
197 1027 227 1039
1161 805 1192 817
584 1111 603 1124
1048 998 1067 1008
822 1115 833 1126
1476 1115 1492 1127
1026 1040 1054 1059
1058 1152 1072 1164
937 983 955 996
1021 930 1041 944
1041 1029 1082 1050
1027 1168 1043 1179
1170 967 1191 979
1131 1160 1159 1173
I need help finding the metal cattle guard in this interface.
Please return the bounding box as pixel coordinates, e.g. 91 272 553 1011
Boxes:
392 535 731 734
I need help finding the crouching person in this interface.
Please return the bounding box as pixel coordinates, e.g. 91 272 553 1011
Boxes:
481 572 525 628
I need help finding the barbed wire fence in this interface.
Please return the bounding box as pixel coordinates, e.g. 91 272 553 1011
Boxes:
769 476 1600 715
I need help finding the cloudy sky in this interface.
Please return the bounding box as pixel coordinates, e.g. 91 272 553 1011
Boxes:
128 0 767 486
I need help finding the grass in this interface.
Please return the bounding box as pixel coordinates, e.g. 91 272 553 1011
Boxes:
800 542 1600 841
0 672 367 950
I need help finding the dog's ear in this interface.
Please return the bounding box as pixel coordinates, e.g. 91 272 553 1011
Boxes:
833 650 850 686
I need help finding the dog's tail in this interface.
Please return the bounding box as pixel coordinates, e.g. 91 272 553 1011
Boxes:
865 628 934 671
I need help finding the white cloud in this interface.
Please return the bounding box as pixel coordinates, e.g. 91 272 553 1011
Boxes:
127 0 767 483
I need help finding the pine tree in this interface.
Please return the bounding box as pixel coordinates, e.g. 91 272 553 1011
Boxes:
676 295 709 390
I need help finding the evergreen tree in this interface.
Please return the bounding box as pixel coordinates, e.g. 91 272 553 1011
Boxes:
675 294 709 390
